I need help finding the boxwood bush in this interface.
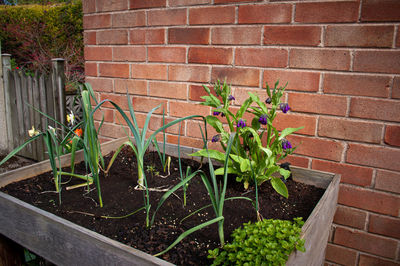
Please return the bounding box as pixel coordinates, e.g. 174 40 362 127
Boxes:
208 218 305 265
0 0 83 85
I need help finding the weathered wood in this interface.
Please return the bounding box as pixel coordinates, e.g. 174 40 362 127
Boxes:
0 138 340 266
2 55 14 152
33 71 44 161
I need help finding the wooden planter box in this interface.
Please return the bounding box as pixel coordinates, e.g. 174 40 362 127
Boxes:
0 137 340 266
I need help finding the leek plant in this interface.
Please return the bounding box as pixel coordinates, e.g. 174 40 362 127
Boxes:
94 94 203 228
155 133 254 256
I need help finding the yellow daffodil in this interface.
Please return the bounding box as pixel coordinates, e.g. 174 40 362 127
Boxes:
67 111 75 125
28 126 40 137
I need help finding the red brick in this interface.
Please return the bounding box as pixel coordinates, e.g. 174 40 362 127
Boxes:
189 85 218 102
97 30 128 45
114 110 145 126
263 70 320 92
148 116 184 135
333 205 367 229
167 135 204 149
113 47 146 62
347 143 400 172
170 101 210 118
83 14 111 29
98 123 127 139
130 29 165 45
318 117 383 144
369 214 400 239
99 63 129 78
168 65 210 83
325 25 394 48
279 154 309 168
312 159 373 187
132 64 167 80
334 227 398 259
215 0 262 3
186 120 220 139
97 0 127 12
93 108 114 123
359 254 400 266
232 87 268 105
86 77 113 93
338 184 400 216
148 47 186 63
169 28 210 44
212 26 261 45
84 47 112 61
129 0 166 9
114 79 147 95
98 136 112 143
288 92 347 116
169 0 210 6
274 113 316 136
290 49 350 71
295 1 359 23
85 62 97 77
361 0 400 22
84 32 96 45
212 67 259 87
350 98 400 122
393 77 400 99
148 8 187 26
238 4 291 24
263 26 321 46
236 48 287 68
287 135 344 162
375 169 400 194
385 125 400 147
324 73 391 98
148 81 187 100
82 0 95 13
100 93 130 110
112 11 146 28
189 6 235 25
325 243 357 265
188 47 233 65
132 97 167 115
354 51 400 74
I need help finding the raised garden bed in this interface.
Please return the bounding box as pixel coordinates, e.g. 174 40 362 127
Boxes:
0 137 340 265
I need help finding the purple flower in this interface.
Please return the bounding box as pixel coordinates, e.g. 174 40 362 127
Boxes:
258 114 268 125
211 134 221 143
213 111 220 116
280 103 291 113
282 139 292 151
237 119 246 129
228 95 235 101
265 98 272 104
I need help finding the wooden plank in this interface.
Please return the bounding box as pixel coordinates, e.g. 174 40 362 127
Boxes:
0 193 172 266
27 74 36 159
3 69 15 151
33 71 44 161
45 75 55 128
14 71 25 154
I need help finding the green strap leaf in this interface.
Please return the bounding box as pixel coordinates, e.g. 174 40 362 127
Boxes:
270 177 288 198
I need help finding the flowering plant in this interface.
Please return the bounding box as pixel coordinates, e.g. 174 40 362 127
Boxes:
191 80 302 198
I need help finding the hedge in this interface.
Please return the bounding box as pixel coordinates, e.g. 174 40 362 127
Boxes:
0 0 83 84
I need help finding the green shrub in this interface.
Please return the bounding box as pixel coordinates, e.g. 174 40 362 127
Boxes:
208 218 305 266
0 0 83 84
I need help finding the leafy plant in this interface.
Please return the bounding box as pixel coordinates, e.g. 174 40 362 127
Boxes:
95 93 204 228
208 218 305 265
191 80 303 198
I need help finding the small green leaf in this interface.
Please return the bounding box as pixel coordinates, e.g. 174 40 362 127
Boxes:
278 127 304 141
279 168 291 180
190 149 226 162
270 177 288 198
214 167 239 175
206 115 224 133
240 159 250 172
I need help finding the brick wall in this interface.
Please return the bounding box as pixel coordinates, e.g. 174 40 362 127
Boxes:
83 0 400 264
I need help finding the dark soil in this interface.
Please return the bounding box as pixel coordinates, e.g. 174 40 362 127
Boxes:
1 147 325 265
0 155 35 174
